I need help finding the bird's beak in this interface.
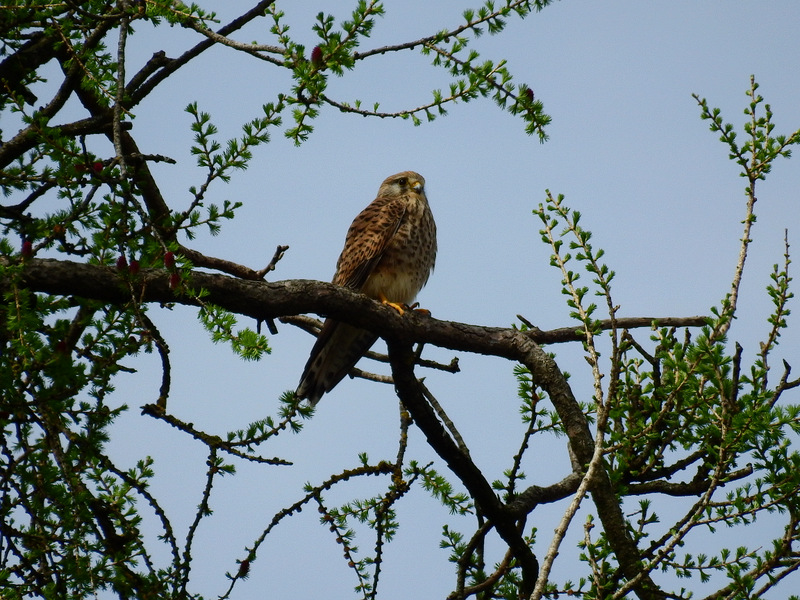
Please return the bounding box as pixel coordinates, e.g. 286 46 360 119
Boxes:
411 179 423 193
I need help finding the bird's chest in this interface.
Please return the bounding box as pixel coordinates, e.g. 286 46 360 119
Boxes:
364 201 436 303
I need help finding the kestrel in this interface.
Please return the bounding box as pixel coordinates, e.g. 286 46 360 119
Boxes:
295 171 437 405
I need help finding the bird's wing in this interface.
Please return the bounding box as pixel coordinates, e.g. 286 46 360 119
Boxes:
334 194 407 290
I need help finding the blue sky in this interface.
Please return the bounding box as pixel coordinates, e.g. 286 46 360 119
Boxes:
79 1 800 597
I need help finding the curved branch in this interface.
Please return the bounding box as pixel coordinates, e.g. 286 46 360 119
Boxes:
506 472 583 516
627 464 753 497
129 0 278 106
175 17 285 65
9 258 707 350
352 0 549 62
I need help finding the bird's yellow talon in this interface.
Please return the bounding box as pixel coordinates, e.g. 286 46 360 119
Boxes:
379 294 406 315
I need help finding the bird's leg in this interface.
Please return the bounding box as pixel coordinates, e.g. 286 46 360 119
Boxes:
379 293 406 315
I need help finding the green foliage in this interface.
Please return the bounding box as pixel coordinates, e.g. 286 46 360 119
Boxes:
407 460 473 515
526 80 800 598
0 269 171 598
225 391 314 449
197 303 271 360
536 196 615 331
512 363 570 437
694 76 800 190
270 0 553 141
317 474 410 597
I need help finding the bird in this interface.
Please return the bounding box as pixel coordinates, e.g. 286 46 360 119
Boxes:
295 171 437 405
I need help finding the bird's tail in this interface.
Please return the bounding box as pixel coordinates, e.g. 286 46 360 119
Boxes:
295 319 378 405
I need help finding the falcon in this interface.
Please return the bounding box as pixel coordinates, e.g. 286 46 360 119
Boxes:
295 171 437 405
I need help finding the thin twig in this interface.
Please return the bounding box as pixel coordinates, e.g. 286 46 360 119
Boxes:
420 380 470 457
255 244 290 279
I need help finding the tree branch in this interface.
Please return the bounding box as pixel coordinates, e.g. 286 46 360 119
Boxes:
386 339 539 595
129 0 278 106
9 258 707 351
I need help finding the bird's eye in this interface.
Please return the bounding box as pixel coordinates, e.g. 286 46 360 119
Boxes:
396 177 407 186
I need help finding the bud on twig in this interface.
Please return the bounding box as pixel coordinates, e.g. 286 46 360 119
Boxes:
164 251 175 269
310 46 324 68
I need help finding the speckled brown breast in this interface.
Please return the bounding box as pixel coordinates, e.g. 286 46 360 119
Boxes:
360 193 437 304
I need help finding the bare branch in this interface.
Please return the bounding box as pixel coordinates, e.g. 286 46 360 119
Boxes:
129 0 278 105
9 257 709 353
176 16 285 65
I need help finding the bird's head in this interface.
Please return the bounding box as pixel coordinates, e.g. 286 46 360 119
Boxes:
379 171 425 197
